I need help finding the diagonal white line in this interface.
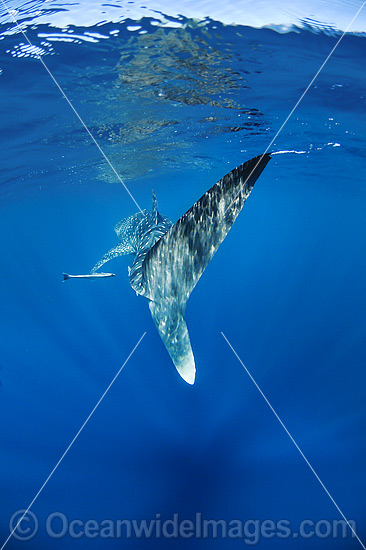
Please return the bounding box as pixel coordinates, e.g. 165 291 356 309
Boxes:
260 1 365 156
0 332 146 550
0 0 143 213
221 332 366 550
224 1 365 216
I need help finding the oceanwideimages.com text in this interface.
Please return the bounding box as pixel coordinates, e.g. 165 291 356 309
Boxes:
8 510 357 545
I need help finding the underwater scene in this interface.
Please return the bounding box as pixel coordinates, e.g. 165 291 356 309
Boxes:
0 0 365 548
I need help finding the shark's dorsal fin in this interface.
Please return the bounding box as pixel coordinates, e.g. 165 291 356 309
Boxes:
152 189 158 225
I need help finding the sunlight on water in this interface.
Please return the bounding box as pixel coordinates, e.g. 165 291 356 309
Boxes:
1 0 366 32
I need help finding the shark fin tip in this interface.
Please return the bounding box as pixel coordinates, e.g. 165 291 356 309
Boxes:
184 372 196 385
177 357 196 385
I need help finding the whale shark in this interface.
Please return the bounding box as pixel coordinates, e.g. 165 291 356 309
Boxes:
66 154 271 383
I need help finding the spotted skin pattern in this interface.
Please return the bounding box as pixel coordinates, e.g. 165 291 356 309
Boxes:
91 155 271 384
90 191 173 280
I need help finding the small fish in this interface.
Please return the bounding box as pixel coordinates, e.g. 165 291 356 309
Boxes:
63 272 115 281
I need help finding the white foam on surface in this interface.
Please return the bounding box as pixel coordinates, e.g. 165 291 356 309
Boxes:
1 0 365 34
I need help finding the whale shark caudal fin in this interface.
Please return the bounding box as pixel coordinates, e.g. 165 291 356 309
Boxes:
149 300 195 384
142 154 271 383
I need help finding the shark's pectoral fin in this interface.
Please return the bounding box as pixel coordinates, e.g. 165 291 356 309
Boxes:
148 300 196 385
90 242 134 274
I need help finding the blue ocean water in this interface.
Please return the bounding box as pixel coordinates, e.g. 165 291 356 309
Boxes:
0 1 365 548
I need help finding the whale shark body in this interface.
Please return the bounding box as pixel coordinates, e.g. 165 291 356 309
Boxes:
68 154 271 383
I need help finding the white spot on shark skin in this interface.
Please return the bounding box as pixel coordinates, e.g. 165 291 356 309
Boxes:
218 197 226 217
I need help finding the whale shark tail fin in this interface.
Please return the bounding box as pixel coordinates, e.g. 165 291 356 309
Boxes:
143 154 271 304
149 300 195 384
63 272 70 281
142 154 271 382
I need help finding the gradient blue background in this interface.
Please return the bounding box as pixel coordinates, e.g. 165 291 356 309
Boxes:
0 4 365 548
